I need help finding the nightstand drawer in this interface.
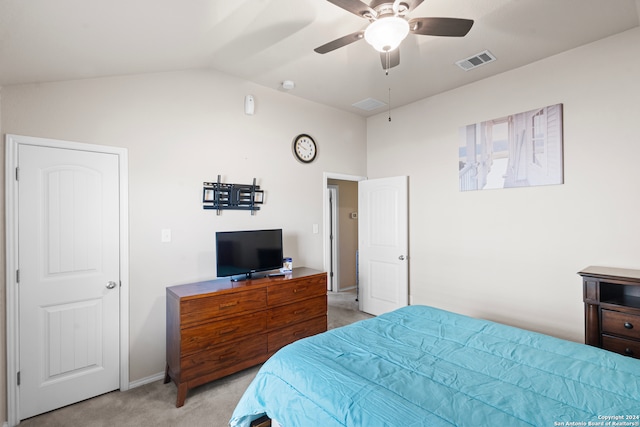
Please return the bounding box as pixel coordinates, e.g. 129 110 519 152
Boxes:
267 275 326 306
601 309 640 340
181 334 268 380
268 295 327 329
181 289 267 327
268 316 327 353
602 334 640 359
181 311 267 356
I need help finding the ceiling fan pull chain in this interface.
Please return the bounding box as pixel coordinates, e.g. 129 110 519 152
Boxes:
388 87 392 122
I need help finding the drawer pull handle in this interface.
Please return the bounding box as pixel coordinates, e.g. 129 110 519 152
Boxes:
293 287 307 294
624 322 634 329
219 327 238 335
625 347 634 356
219 301 238 309
293 329 308 337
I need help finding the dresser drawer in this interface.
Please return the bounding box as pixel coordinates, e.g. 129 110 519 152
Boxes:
181 311 267 356
268 316 327 353
267 275 326 306
602 334 640 359
268 295 327 329
180 288 267 328
601 309 640 340
180 334 268 380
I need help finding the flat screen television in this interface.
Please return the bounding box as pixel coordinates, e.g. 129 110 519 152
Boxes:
216 229 283 280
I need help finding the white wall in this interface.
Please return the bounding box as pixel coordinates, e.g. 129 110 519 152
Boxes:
367 27 640 342
0 69 367 393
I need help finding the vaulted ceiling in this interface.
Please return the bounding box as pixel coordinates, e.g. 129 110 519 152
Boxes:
1 0 638 116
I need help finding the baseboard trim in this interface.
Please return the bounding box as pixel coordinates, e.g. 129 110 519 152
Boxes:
0 375 165 426
128 372 165 389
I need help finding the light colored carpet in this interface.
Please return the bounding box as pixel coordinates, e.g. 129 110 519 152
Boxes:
20 291 372 427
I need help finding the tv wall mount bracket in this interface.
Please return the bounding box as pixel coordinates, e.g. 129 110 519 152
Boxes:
202 175 264 215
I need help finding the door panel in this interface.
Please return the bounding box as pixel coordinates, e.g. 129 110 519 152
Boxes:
18 144 120 419
44 298 102 378
358 176 408 315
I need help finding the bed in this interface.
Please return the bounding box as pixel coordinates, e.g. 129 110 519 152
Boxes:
230 305 640 426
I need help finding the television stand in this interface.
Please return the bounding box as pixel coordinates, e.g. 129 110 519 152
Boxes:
164 267 327 407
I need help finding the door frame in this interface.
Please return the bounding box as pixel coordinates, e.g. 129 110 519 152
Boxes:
5 134 130 426
322 173 366 292
326 185 340 292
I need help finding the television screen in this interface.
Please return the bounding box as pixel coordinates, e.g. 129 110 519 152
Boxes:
216 229 283 280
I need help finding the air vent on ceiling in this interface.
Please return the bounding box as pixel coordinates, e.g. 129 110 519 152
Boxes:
352 97 387 111
456 50 496 71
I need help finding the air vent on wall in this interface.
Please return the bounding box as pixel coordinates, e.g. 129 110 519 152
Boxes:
456 50 496 71
352 97 387 111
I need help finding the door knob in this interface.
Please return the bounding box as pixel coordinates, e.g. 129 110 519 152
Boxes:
398 255 405 261
106 281 118 289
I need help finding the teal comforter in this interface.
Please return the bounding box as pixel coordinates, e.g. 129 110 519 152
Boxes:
230 305 640 426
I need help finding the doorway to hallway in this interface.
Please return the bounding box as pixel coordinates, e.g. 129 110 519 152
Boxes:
323 173 364 294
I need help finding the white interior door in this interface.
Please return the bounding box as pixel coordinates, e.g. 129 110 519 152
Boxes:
18 144 121 419
358 176 408 316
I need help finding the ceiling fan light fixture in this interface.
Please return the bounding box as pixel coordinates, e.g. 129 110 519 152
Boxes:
364 16 409 52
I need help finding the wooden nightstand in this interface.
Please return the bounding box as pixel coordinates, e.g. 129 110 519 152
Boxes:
579 266 640 359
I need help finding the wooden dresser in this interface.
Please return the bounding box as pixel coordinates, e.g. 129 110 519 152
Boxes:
164 267 327 407
579 266 640 359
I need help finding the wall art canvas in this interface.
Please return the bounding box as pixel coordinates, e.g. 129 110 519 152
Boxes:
459 103 563 191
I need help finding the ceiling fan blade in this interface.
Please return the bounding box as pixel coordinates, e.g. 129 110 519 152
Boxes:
326 0 376 18
380 49 400 70
409 17 474 37
314 31 365 54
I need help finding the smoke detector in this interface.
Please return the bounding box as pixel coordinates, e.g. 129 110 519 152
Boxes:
282 80 295 90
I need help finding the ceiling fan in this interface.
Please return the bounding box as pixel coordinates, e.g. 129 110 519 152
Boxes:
314 0 474 71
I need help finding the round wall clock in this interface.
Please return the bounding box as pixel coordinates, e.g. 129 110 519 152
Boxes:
292 134 317 163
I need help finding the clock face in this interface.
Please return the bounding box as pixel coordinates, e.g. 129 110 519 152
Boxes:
293 134 317 163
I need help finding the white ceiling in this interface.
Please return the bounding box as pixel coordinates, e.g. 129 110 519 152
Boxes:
1 0 639 117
